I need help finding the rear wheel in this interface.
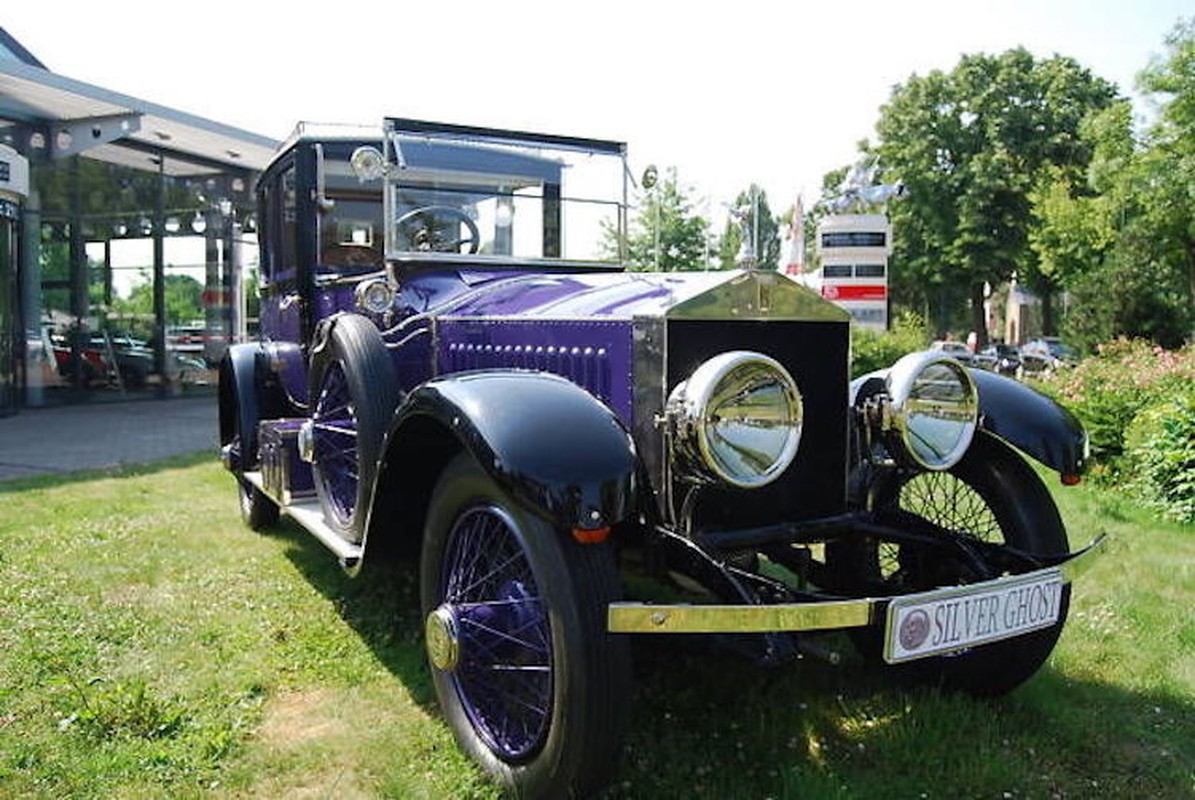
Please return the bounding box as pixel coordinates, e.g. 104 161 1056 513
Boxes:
420 454 631 798
308 315 399 542
238 477 278 530
835 434 1070 696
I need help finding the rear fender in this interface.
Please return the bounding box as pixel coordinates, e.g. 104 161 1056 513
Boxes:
218 343 292 473
364 371 638 556
218 344 265 472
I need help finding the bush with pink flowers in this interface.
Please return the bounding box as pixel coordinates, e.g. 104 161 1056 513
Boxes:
1038 338 1195 521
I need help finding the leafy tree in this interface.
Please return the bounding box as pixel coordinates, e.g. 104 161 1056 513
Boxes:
111 272 204 330
1035 20 1195 349
872 49 1118 342
717 185 781 270
605 167 712 271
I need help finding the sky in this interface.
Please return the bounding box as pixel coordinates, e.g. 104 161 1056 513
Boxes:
3 0 1190 222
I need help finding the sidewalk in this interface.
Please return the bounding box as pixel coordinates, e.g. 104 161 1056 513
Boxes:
0 395 218 482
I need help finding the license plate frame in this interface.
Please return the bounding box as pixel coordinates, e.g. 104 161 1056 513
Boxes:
884 568 1064 664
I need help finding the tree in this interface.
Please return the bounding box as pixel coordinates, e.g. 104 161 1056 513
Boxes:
717 185 781 270
873 49 1118 342
1033 20 1195 349
111 272 204 330
1137 18 1195 337
605 167 712 271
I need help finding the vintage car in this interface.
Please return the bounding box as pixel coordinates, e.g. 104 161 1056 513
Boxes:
219 119 1103 798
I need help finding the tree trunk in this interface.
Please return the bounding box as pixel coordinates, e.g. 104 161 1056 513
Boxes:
1041 286 1055 336
970 282 988 348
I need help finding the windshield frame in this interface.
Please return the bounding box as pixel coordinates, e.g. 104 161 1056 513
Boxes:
380 118 628 268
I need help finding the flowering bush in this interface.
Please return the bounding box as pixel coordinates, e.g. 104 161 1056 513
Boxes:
1039 338 1195 469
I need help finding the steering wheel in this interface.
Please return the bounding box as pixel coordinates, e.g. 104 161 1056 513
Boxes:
394 205 480 254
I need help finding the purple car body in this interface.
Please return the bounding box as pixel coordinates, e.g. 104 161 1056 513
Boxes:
218 119 1101 799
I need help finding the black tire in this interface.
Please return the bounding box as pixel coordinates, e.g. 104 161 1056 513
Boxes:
238 477 279 530
420 454 631 799
836 434 1070 696
308 315 399 542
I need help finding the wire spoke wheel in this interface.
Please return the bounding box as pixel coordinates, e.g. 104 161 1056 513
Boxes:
312 362 360 527
897 470 1001 541
307 315 398 541
442 505 553 760
877 470 1003 582
832 435 1072 695
421 454 631 798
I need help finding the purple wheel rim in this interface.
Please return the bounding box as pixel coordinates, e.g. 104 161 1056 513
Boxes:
440 504 552 761
312 361 359 527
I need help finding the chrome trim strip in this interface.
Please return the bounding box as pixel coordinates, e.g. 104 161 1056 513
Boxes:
608 536 1108 634
608 598 874 633
1058 532 1109 583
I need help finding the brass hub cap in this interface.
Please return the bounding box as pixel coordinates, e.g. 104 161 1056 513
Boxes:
425 604 460 672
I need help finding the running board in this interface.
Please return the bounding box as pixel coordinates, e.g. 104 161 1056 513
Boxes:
243 470 363 571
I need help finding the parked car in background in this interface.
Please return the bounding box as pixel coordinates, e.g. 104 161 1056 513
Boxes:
929 339 995 370
1021 337 1077 375
219 118 1103 799
50 329 153 388
980 343 1023 376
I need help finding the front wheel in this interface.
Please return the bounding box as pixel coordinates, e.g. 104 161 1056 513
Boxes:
833 434 1071 696
308 315 399 542
420 454 631 799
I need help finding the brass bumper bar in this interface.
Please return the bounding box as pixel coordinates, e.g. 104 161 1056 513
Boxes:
607 534 1107 635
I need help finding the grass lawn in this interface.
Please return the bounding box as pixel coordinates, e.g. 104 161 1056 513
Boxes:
1 455 1192 798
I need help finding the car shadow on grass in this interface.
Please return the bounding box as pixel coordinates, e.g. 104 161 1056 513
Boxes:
258 518 1195 799
264 517 436 707
608 636 1195 799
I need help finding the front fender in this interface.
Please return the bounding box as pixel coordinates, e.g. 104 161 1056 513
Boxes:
386 370 638 532
967 368 1087 479
851 364 1088 479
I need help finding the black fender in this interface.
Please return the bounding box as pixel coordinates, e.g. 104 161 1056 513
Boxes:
261 339 309 411
966 368 1087 479
851 365 1087 480
366 370 638 553
217 343 266 472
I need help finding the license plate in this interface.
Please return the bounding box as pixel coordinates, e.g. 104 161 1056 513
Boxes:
884 569 1064 664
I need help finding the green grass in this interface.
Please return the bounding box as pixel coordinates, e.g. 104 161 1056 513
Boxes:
1 456 1192 798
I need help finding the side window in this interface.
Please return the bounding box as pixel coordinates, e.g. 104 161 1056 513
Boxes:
319 196 383 272
258 163 297 285
279 166 298 276
257 181 274 282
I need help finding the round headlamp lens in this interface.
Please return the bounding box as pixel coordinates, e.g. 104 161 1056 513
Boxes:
355 279 395 315
887 352 978 470
669 351 803 488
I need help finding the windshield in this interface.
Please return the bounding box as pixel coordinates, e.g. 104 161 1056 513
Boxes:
381 119 627 265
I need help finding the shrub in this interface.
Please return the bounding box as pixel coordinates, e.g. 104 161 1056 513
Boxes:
1038 338 1195 472
1124 391 1195 523
850 311 929 378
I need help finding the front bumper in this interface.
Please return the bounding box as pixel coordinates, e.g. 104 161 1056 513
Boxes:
607 533 1106 634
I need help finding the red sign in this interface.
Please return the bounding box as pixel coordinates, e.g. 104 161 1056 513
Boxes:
823 284 887 302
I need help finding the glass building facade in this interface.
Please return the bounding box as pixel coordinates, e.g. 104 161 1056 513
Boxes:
0 28 275 411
